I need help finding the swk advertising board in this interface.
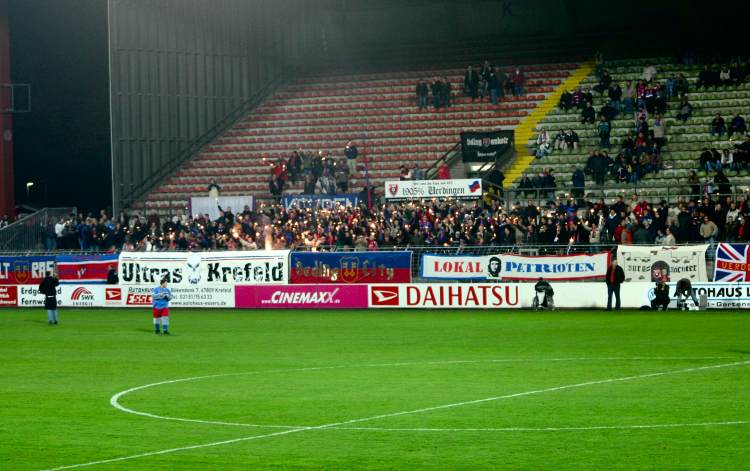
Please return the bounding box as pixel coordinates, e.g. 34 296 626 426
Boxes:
118 251 288 286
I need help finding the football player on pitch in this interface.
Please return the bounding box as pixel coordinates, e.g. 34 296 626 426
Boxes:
152 277 173 335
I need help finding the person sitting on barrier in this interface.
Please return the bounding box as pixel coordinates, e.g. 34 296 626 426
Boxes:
533 277 554 310
674 278 699 311
651 280 670 311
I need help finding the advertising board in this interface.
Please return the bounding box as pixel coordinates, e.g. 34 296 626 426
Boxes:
617 245 709 282
235 285 368 309
421 252 610 281
369 284 525 309
118 251 288 286
0 285 18 307
291 251 412 284
713 243 750 282
0 256 56 285
56 253 119 284
281 194 359 210
384 179 482 201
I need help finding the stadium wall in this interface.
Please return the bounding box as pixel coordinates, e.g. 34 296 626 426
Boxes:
108 0 328 213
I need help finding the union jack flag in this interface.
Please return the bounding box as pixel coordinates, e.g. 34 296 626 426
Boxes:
714 243 750 282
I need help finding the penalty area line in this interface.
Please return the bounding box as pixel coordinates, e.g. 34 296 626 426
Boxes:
43 358 750 470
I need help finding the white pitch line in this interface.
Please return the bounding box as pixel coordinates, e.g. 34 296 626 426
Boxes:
44 358 750 471
333 420 750 433
109 357 737 430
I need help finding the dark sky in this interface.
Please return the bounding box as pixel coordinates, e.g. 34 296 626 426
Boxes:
9 0 110 214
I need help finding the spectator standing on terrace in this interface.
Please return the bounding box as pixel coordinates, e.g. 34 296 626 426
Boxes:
464 66 479 101
581 102 596 125
653 114 667 149
608 82 622 114
207 179 221 199
416 79 429 109
676 96 693 122
412 165 424 181
593 70 612 95
571 168 585 198
487 69 500 105
699 215 718 243
641 64 657 83
605 259 625 311
511 68 525 96
335 160 349 193
711 114 726 137
622 81 636 115
441 76 452 107
430 77 443 109
345 141 358 174
597 116 611 149
437 163 451 179
729 113 747 138
479 60 492 100
559 89 573 112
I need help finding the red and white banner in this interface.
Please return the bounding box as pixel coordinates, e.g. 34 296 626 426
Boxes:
0 285 18 307
235 285 368 309
369 284 524 309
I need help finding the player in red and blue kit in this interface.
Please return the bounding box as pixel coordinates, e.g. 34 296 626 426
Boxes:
152 277 174 335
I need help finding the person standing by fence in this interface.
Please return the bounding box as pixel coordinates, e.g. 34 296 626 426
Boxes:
39 270 60 325
605 259 625 311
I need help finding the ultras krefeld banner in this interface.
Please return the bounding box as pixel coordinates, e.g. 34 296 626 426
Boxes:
384 179 483 201
616 245 709 282
420 252 610 280
118 251 289 286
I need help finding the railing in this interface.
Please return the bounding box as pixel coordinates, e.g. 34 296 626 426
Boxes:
0 207 77 252
503 183 750 207
293 243 717 280
0 242 718 281
119 66 297 213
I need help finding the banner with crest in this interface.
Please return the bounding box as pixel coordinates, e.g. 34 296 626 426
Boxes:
0 255 56 285
616 245 709 283
290 251 412 284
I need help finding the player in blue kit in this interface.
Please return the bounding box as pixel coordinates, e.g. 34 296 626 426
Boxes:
152 277 174 335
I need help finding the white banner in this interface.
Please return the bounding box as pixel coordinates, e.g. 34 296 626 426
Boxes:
421 252 610 281
384 179 482 200
617 245 709 283
420 254 488 280
118 251 289 286
15 284 235 308
189 196 254 220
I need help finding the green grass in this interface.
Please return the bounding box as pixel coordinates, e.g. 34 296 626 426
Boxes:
1 308 750 470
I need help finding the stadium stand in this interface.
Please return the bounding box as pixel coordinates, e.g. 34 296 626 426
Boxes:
517 57 750 200
133 60 587 214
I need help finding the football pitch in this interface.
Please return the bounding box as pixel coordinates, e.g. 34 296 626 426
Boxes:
1 308 749 470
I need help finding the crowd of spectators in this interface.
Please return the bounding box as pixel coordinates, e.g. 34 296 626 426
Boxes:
267 144 358 197
40 186 749 253
416 62 526 109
